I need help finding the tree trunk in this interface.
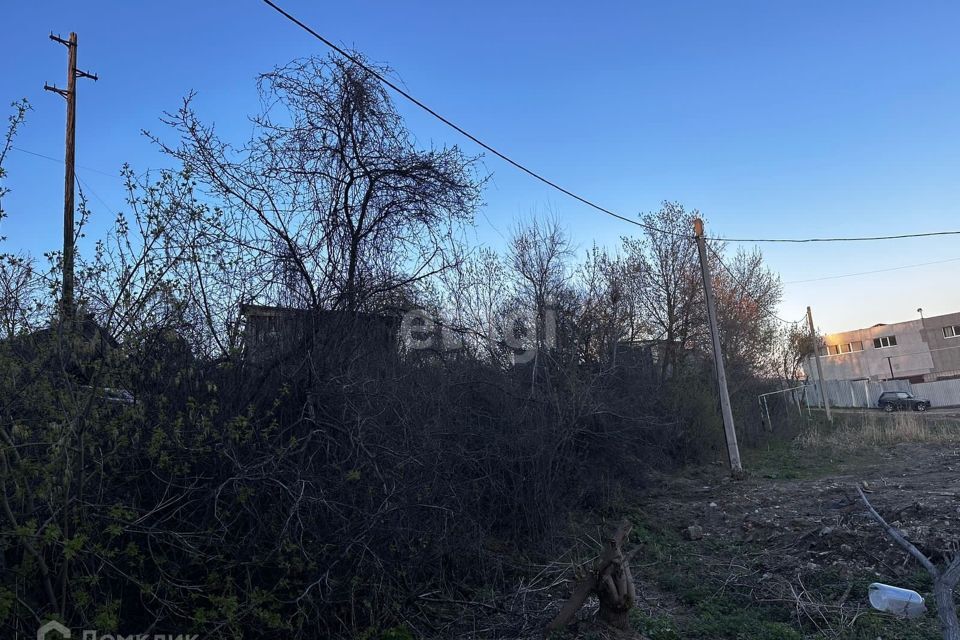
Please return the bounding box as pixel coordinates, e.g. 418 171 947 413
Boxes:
547 520 636 632
935 577 960 640
597 605 630 631
597 559 636 631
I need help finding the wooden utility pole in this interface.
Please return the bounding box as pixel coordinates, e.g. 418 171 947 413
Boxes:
693 218 743 477
45 32 97 320
806 306 833 422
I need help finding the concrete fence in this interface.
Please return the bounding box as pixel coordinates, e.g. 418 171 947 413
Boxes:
804 378 960 409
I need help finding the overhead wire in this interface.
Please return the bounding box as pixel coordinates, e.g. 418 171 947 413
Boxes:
10 146 122 179
721 229 960 244
17 7 960 246
76 173 120 216
784 256 960 285
259 0 678 237
261 0 960 245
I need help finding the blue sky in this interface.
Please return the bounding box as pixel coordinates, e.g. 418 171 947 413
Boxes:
2 1 959 332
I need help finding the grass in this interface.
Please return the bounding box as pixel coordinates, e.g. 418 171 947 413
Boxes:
625 515 804 639
743 437 844 480
741 410 960 481
798 411 960 449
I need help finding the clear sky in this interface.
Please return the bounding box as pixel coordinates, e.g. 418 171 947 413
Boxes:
2 1 959 333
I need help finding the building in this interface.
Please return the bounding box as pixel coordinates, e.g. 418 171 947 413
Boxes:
3 314 120 382
613 339 709 382
804 311 960 383
923 311 960 378
1 314 135 406
241 304 402 367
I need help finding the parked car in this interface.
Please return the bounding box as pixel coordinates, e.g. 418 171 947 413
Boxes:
877 391 930 412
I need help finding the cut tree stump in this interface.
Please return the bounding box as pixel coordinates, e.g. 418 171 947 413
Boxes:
547 519 637 632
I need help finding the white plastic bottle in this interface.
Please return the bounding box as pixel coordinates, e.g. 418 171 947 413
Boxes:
868 583 926 618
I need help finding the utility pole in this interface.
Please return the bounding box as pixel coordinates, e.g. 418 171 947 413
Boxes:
806 306 833 422
693 218 743 478
45 32 97 321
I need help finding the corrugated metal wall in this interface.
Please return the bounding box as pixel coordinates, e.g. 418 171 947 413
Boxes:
913 378 960 408
803 378 959 408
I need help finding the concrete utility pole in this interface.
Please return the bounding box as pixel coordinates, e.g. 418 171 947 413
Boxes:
806 306 833 422
45 32 97 320
693 218 743 477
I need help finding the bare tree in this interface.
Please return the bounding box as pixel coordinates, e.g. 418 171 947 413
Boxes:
0 98 31 239
0 254 44 339
153 54 483 321
0 100 43 339
573 244 633 367
439 246 511 362
622 202 704 379
507 215 571 363
713 246 783 390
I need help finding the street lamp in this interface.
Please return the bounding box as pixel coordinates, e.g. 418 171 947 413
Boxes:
918 307 924 321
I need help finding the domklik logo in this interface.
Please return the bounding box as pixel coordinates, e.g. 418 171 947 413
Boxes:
37 620 71 640
36 623 197 640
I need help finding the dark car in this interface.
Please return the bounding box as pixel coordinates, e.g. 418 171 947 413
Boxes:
877 391 930 412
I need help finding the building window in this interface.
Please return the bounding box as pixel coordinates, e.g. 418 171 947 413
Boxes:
824 341 865 356
944 325 960 339
873 335 897 349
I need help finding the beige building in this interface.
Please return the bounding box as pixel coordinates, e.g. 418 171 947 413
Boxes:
924 311 960 378
804 311 960 383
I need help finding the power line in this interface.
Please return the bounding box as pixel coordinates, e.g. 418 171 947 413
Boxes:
721 230 960 244
785 256 960 285
10 145 120 179
261 0 960 245
76 173 119 216
259 0 683 238
11 146 121 213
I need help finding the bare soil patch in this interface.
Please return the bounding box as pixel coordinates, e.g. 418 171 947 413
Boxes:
625 441 960 639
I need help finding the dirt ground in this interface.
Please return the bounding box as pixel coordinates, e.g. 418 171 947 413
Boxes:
625 440 960 639
443 416 960 639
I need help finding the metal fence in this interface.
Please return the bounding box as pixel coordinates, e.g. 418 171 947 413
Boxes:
804 377 960 409
914 378 960 408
